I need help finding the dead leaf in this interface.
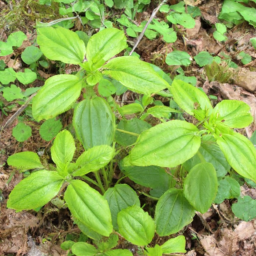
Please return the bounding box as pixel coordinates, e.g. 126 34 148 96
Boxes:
7 58 22 70
200 235 225 256
187 18 201 39
234 221 255 241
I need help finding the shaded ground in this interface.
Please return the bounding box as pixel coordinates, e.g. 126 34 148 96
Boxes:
1 0 256 255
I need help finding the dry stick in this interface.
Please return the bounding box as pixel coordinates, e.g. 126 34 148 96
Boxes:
129 0 167 56
0 92 37 133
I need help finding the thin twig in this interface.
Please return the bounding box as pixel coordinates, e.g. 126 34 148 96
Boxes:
0 92 37 133
129 0 167 56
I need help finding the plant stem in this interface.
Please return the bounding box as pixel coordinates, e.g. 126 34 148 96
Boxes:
94 171 105 194
81 175 100 188
108 159 115 186
115 175 127 185
101 167 109 190
139 192 159 200
197 151 206 163
116 128 139 136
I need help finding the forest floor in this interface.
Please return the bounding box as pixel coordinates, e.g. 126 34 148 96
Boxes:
1 0 256 255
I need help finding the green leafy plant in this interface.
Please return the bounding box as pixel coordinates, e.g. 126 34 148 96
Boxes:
160 1 195 29
6 25 256 253
0 31 27 56
219 0 256 27
237 51 252 65
213 23 227 42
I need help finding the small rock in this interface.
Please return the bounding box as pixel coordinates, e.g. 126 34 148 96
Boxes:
234 68 256 92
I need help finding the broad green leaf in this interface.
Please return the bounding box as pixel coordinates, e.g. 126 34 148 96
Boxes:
147 19 177 43
72 242 98 256
23 87 41 97
217 131 256 183
103 56 169 95
184 163 218 213
0 68 16 84
12 122 32 142
117 205 155 246
3 84 24 101
7 171 64 211
183 135 230 177
166 51 191 66
37 27 86 64
96 234 118 251
155 189 195 236
171 80 213 119
145 245 162 256
73 145 114 176
167 12 195 28
174 75 197 86
0 42 13 56
86 70 103 86
104 184 140 230
210 100 253 128
76 31 90 47
161 235 186 254
218 0 245 24
111 78 127 95
160 4 170 13
98 79 116 97
21 46 43 64
250 129 256 145
214 177 240 204
215 23 227 34
150 64 172 85
104 249 133 256
232 196 256 221
7 151 44 171
121 165 171 189
86 28 127 69
238 51 252 65
194 51 213 67
115 118 151 146
16 69 37 85
7 31 27 47
250 37 256 49
73 97 115 149
74 218 102 241
32 75 82 121
39 118 62 141
119 103 144 116
64 180 113 236
0 60 5 70
147 106 180 120
213 31 227 42
130 120 201 167
61 241 75 250
51 130 75 177
170 1 185 12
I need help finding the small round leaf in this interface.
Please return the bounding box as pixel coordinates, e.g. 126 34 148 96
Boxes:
12 123 32 142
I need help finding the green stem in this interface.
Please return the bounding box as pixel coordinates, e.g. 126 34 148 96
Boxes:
197 151 206 163
101 168 109 190
139 192 158 200
115 175 127 185
116 128 139 137
94 171 105 194
81 176 100 188
108 158 116 185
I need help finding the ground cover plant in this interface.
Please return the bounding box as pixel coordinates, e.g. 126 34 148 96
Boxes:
1 0 256 255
